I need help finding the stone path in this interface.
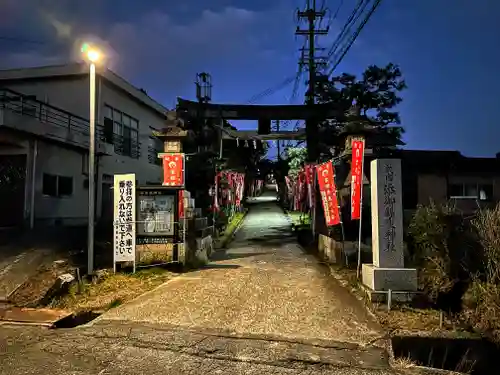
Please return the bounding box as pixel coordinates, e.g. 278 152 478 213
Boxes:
0 189 404 374
96 190 383 346
0 322 399 374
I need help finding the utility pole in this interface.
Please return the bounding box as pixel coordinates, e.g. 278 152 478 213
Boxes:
296 1 329 237
195 72 212 153
276 120 281 160
296 0 329 162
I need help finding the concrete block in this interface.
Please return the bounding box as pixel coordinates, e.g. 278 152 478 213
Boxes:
318 234 342 264
362 264 417 291
41 273 75 305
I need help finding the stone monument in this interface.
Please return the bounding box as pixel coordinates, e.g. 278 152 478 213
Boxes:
362 158 417 302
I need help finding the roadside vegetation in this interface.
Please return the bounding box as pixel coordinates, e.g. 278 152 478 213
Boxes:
333 201 500 343
287 211 311 227
50 267 177 313
406 201 500 342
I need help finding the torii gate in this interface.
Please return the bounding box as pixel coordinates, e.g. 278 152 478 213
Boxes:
176 98 342 142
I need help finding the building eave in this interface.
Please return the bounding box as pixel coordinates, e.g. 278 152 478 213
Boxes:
0 63 169 118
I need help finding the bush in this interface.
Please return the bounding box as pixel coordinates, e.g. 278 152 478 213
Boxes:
407 202 479 305
409 202 500 341
408 203 455 302
463 205 500 341
471 205 500 283
462 281 500 341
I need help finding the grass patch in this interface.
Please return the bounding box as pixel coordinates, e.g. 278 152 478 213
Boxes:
287 211 311 226
50 267 177 312
330 265 472 337
216 211 246 248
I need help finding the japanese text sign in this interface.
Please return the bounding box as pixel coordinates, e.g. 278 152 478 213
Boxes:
113 174 136 263
382 162 397 252
162 153 185 187
316 161 341 226
350 139 365 220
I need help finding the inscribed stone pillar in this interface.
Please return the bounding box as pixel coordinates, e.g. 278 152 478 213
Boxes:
370 158 404 269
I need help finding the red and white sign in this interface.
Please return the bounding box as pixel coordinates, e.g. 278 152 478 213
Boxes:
350 139 365 220
304 164 315 209
162 153 185 187
316 161 341 226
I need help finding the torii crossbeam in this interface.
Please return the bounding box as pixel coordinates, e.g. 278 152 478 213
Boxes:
176 98 340 120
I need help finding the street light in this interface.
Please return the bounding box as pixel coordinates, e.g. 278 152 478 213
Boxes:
81 42 101 275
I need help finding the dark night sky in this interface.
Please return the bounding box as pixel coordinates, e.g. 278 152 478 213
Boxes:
1 0 499 158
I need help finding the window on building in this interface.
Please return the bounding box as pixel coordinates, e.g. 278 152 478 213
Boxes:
148 137 162 165
448 182 493 201
103 104 140 158
42 174 73 197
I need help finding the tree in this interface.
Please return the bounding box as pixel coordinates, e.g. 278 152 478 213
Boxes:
315 63 407 151
285 147 308 177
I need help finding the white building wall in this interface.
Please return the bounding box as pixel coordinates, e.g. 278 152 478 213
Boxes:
33 141 88 225
3 75 164 184
2 76 89 118
2 72 165 226
98 79 163 185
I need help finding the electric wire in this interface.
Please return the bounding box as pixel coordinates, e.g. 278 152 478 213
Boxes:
327 0 382 75
325 0 368 62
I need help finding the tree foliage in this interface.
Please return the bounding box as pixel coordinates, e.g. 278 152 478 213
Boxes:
285 147 308 178
315 63 407 141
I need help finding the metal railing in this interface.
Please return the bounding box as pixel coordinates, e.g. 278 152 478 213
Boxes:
147 146 162 165
0 88 142 159
0 87 105 141
112 134 141 159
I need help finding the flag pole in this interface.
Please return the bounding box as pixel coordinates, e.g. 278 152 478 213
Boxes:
356 140 366 280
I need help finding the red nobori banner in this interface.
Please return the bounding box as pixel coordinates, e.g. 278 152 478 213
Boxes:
350 139 365 220
304 164 315 209
316 161 341 226
162 153 185 187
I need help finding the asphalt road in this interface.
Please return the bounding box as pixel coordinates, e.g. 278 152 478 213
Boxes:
0 189 407 374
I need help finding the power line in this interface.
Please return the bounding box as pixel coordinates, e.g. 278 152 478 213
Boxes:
245 76 296 104
325 0 369 62
332 0 345 20
327 0 382 76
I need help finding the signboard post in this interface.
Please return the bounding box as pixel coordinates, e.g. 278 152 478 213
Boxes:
113 173 136 273
136 187 182 264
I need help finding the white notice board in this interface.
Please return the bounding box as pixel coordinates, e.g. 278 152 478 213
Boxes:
113 174 136 270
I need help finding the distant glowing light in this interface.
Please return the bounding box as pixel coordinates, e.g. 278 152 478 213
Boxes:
81 43 102 63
